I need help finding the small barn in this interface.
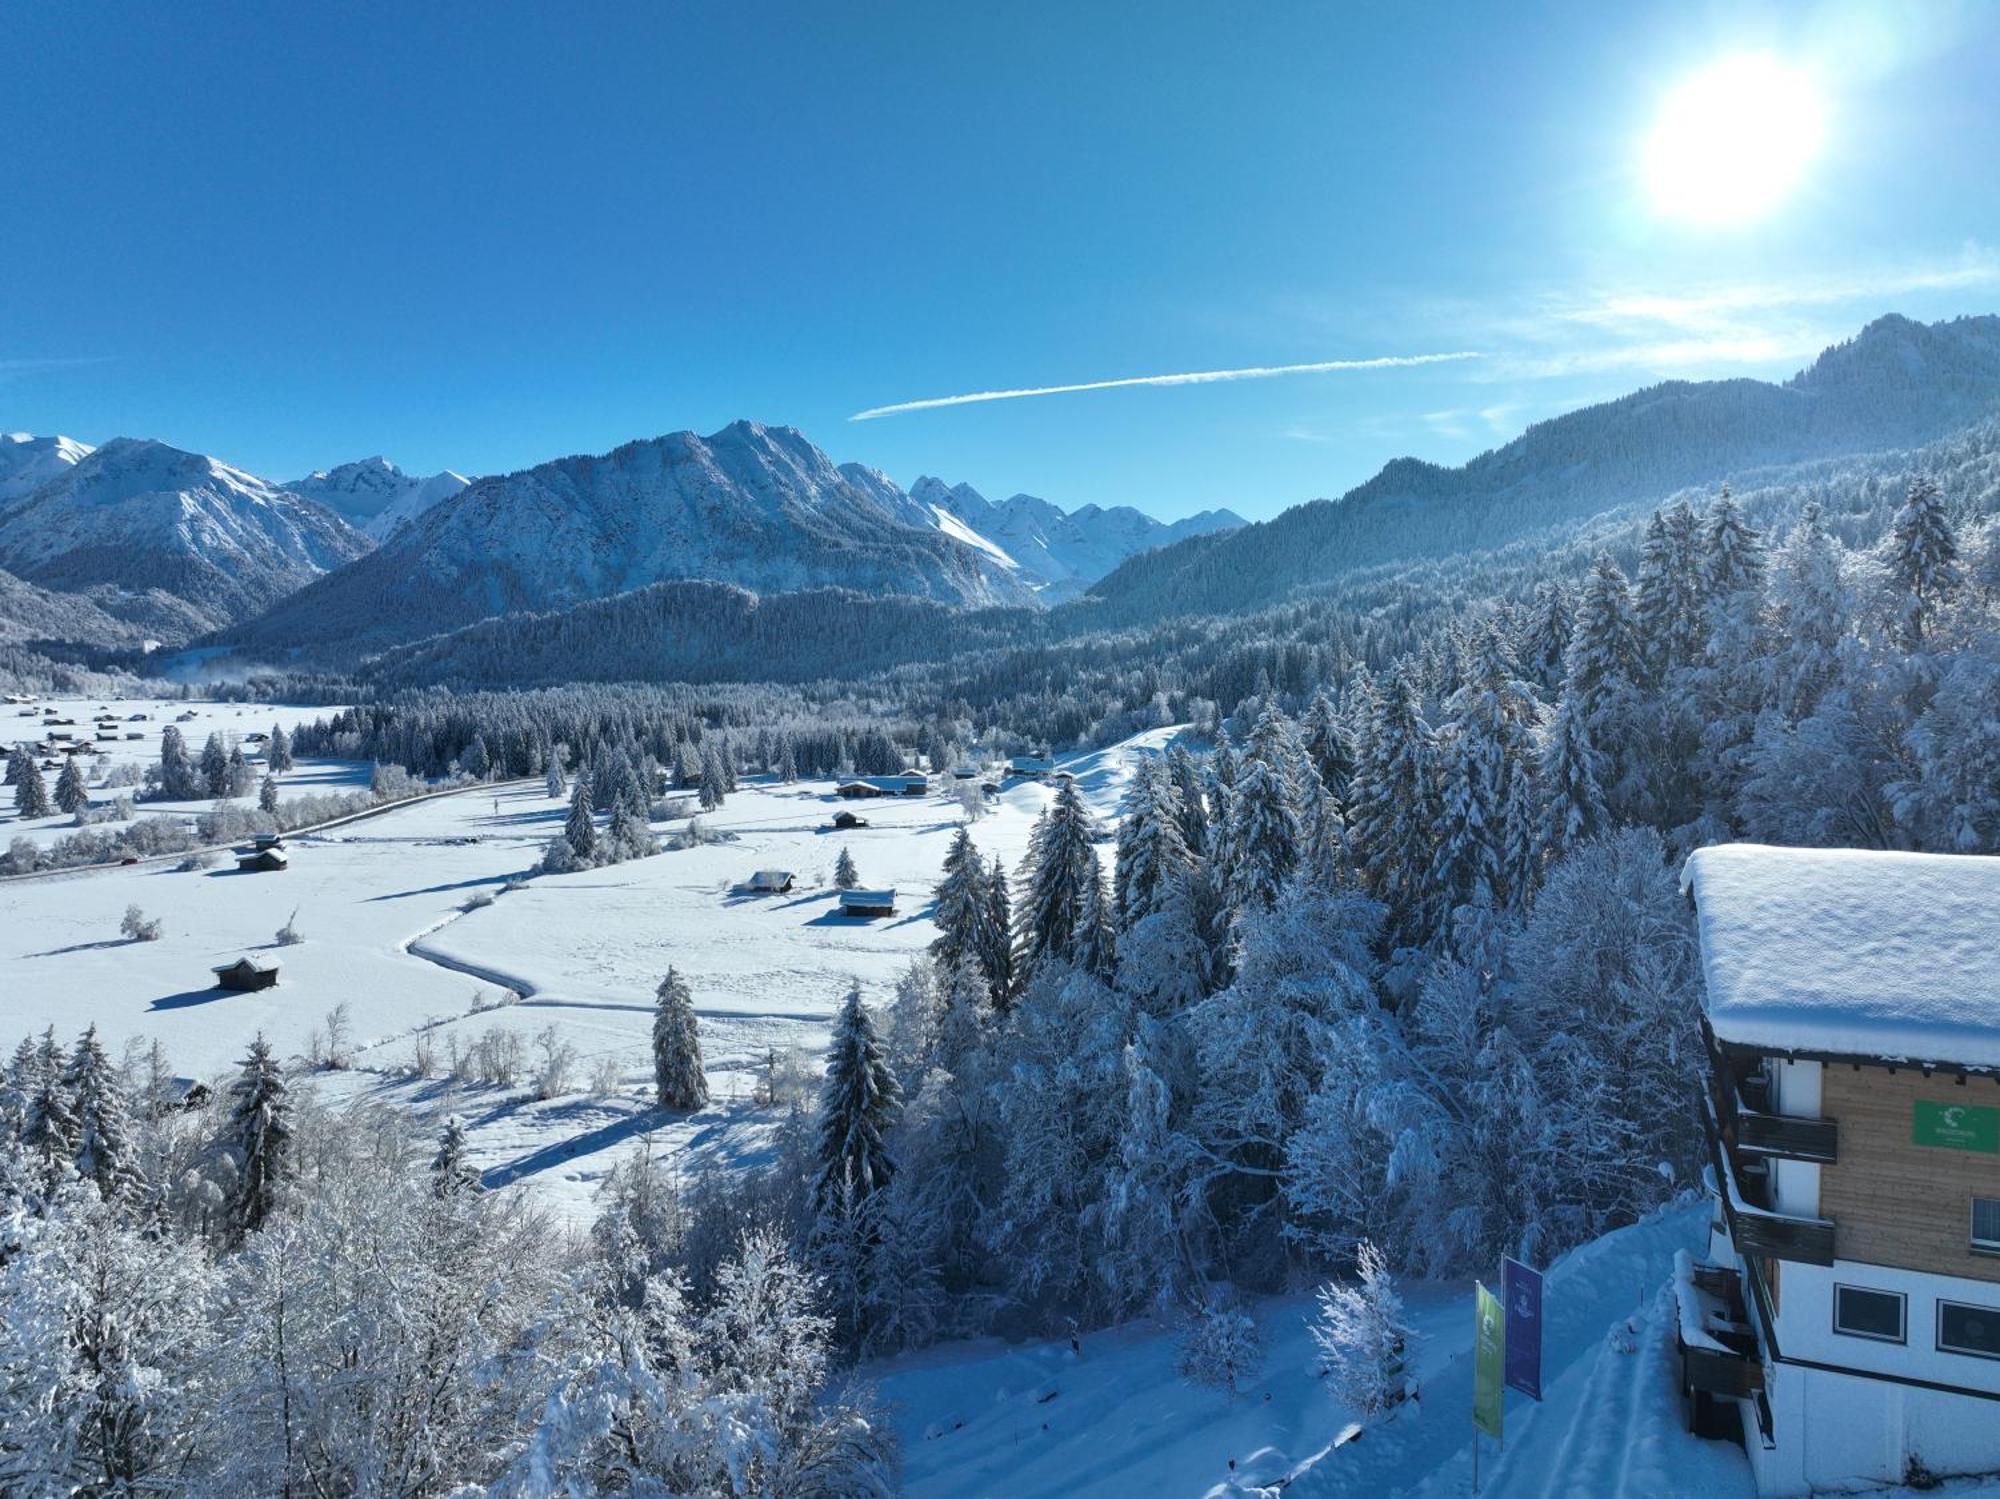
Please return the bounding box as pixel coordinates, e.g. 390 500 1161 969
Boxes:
237 846 289 873
838 887 897 918
1007 756 1055 779
747 869 795 893
836 780 888 799
212 957 280 991
252 832 286 852
832 810 869 830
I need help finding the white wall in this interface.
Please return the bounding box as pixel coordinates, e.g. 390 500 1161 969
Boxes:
1778 1258 2000 1397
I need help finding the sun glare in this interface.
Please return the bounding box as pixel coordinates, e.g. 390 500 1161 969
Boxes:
1645 55 1825 225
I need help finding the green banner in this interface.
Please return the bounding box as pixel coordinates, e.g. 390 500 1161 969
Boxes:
1474 1281 1505 1440
1913 1100 2000 1154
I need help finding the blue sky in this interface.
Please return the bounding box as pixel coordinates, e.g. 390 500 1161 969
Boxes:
3 0 1996 520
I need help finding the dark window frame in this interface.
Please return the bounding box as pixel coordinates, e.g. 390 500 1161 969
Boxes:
1937 1300 2000 1362
1832 1283 1907 1345
1971 1197 2000 1256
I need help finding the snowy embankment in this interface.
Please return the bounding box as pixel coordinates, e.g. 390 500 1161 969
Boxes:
874 1201 1751 1499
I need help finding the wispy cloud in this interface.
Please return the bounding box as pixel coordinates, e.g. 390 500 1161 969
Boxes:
848 351 1482 421
0 354 114 386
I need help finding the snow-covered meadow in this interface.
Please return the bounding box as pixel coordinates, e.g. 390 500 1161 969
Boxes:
3 706 1172 1221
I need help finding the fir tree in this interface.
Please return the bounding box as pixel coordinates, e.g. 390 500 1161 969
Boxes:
258 771 280 813
156 724 200 800
1346 667 1439 945
1633 499 1704 685
563 777 598 862
544 754 566 800
225 1033 291 1240
53 755 87 815
929 827 988 971
978 861 1016 1005
21 1029 80 1196
1540 677 1609 855
1113 755 1191 930
652 967 709 1110
1076 854 1118 981
67 1025 145 1205
200 733 230 797
1767 502 1853 719
1166 743 1210 858
431 1115 481 1195
1889 474 1962 650
13 756 51 818
267 722 294 773
1015 777 1103 974
1300 689 1357 811
834 846 860 890
4 743 26 786
814 988 901 1215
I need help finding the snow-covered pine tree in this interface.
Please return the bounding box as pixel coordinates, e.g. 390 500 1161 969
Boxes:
1113 754 1190 930
1345 666 1439 945
1015 776 1103 974
652 967 709 1110
67 1025 145 1206
21 1030 81 1196
978 860 1015 1004
200 733 230 797
1633 499 1704 687
53 756 87 815
156 724 201 800
1300 689 1357 810
258 771 279 813
1888 474 1962 650
698 743 727 811
1223 705 1304 916
1767 503 1854 719
267 723 294 773
834 845 860 890
1311 1240 1415 1417
13 756 51 817
224 1033 291 1240
1166 743 1210 858
929 826 988 971
814 987 901 1216
4 743 27 786
1519 580 1574 693
544 754 566 799
563 777 597 863
1076 853 1117 981
1564 553 1649 823
431 1114 481 1195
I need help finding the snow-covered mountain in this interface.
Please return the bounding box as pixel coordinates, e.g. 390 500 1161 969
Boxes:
0 436 372 632
0 432 92 505
841 466 1245 601
287 456 471 540
223 421 1040 657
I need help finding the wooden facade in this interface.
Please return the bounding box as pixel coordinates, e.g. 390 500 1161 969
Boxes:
1817 1064 2000 1284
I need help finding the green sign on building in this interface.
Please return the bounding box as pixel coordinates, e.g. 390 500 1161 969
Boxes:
1913 1100 2000 1154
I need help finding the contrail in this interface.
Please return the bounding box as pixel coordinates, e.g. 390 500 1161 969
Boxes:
848 350 1483 421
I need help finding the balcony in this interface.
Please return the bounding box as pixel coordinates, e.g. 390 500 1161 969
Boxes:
1675 1257 1765 1399
1704 1096 1838 1267
1735 1107 1838 1164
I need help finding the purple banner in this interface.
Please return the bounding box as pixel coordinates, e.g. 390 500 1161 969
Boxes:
1502 1256 1543 1401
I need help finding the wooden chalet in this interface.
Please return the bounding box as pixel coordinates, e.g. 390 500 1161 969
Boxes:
836 775 928 799
838 887 897 918
212 957 280 991
1680 844 2000 1496
237 846 289 873
831 810 869 830
746 869 795 893
1007 755 1055 779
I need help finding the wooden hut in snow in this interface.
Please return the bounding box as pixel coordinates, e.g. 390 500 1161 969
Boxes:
212 957 280 991
746 869 795 893
237 846 289 873
838 887 897 918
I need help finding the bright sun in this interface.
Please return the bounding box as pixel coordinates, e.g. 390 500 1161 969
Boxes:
1645 55 1826 225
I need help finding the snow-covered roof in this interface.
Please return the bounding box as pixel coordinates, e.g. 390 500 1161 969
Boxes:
839 887 896 906
1682 844 2000 1068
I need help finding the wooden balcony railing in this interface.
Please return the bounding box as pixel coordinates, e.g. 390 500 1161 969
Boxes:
1735 1107 1838 1164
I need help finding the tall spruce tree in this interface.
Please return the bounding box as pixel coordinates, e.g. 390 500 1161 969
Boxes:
563 777 598 862
1015 777 1103 973
653 967 709 1110
431 1115 481 1196
930 827 988 971
815 987 901 1216
67 1025 145 1205
14 756 51 818
1346 667 1439 945
225 1033 291 1240
1114 755 1191 931
1889 474 1962 650
834 846 860 890
1166 743 1210 859
54 755 88 815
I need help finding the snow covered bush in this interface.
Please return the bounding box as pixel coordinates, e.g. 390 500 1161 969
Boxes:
1312 1241 1416 1418
532 1025 576 1099
1178 1300 1264 1394
273 906 303 945
119 904 162 942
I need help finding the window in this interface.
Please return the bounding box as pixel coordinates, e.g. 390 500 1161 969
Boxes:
1973 1197 2000 1254
1938 1301 2000 1361
1833 1285 1906 1344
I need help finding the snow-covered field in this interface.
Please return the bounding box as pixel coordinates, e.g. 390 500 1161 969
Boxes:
2 706 1172 1222
4 694 348 851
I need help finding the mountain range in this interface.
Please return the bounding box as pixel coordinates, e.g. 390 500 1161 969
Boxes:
5 311 2000 682
1083 313 2000 621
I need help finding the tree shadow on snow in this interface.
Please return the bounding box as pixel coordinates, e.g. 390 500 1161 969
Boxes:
481 1108 665 1189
